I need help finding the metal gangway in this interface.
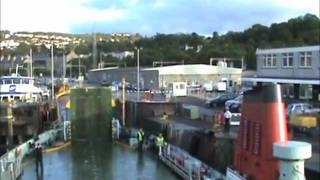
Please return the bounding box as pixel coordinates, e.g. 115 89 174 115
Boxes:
159 143 225 180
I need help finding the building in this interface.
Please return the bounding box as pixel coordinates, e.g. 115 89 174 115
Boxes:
87 64 243 90
144 64 242 88
0 53 64 77
101 51 134 60
87 67 159 89
242 45 320 101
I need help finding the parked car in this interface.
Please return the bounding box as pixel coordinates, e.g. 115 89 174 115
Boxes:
229 103 241 113
287 103 320 117
206 93 237 107
225 95 243 108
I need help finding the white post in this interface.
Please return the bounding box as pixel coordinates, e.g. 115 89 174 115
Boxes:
137 48 140 100
30 48 33 77
51 40 55 101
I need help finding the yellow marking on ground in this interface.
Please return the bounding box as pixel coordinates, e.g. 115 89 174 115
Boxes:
44 141 71 154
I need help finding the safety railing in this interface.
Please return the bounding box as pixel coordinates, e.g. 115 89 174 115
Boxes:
159 143 225 180
0 129 58 180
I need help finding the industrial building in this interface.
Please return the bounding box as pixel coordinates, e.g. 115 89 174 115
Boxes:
87 64 243 90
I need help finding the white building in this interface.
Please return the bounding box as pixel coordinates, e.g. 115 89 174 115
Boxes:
0 40 20 49
144 64 242 88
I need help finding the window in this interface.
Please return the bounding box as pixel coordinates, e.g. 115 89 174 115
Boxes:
13 79 20 84
299 84 312 99
282 53 293 67
263 54 276 67
22 79 30 84
4 79 12 84
299 52 312 67
282 84 294 98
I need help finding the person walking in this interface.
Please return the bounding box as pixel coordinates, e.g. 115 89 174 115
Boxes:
137 128 145 151
34 143 43 177
156 133 165 156
224 108 232 132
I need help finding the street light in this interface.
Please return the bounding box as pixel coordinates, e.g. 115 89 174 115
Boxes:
51 39 55 101
135 47 142 100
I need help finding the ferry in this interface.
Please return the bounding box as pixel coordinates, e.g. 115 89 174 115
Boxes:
0 74 48 102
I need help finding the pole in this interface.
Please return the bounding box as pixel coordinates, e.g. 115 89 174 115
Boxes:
51 40 55 101
137 48 140 100
63 46 66 79
122 78 126 126
30 48 33 77
78 57 81 77
70 64 72 78
241 57 244 70
7 102 14 148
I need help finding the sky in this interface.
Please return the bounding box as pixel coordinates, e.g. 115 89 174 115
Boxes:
1 0 319 36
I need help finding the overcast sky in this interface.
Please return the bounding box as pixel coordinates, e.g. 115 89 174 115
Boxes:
1 0 319 35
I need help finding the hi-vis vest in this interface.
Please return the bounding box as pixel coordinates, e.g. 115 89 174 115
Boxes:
137 131 144 142
157 136 164 146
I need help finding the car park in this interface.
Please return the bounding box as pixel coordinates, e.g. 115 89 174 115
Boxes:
225 95 243 108
287 103 320 117
206 93 237 107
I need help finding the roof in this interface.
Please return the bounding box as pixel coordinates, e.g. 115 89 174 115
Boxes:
242 77 320 85
89 67 119 72
144 64 242 75
256 45 320 55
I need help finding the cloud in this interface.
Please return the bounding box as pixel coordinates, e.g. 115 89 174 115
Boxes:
1 0 319 35
1 0 126 33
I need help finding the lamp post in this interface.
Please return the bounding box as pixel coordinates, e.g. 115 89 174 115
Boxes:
78 56 81 78
135 47 142 100
63 45 66 79
51 39 54 101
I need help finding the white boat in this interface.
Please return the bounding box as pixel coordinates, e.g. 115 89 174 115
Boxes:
0 74 48 102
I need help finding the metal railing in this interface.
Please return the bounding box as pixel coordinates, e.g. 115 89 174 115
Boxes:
159 143 225 180
0 129 58 180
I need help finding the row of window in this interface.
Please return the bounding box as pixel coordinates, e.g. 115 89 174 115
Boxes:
0 78 31 84
282 84 313 99
262 52 312 68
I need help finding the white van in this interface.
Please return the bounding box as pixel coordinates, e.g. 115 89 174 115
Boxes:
172 82 187 97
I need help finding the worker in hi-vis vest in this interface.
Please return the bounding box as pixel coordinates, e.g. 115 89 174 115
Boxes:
156 133 165 156
137 128 145 151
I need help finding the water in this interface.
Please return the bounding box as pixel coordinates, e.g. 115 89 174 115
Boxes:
21 144 179 180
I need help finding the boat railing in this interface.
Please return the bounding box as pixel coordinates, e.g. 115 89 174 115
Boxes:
159 143 225 180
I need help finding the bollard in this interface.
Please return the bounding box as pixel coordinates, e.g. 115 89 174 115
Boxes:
273 141 312 180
